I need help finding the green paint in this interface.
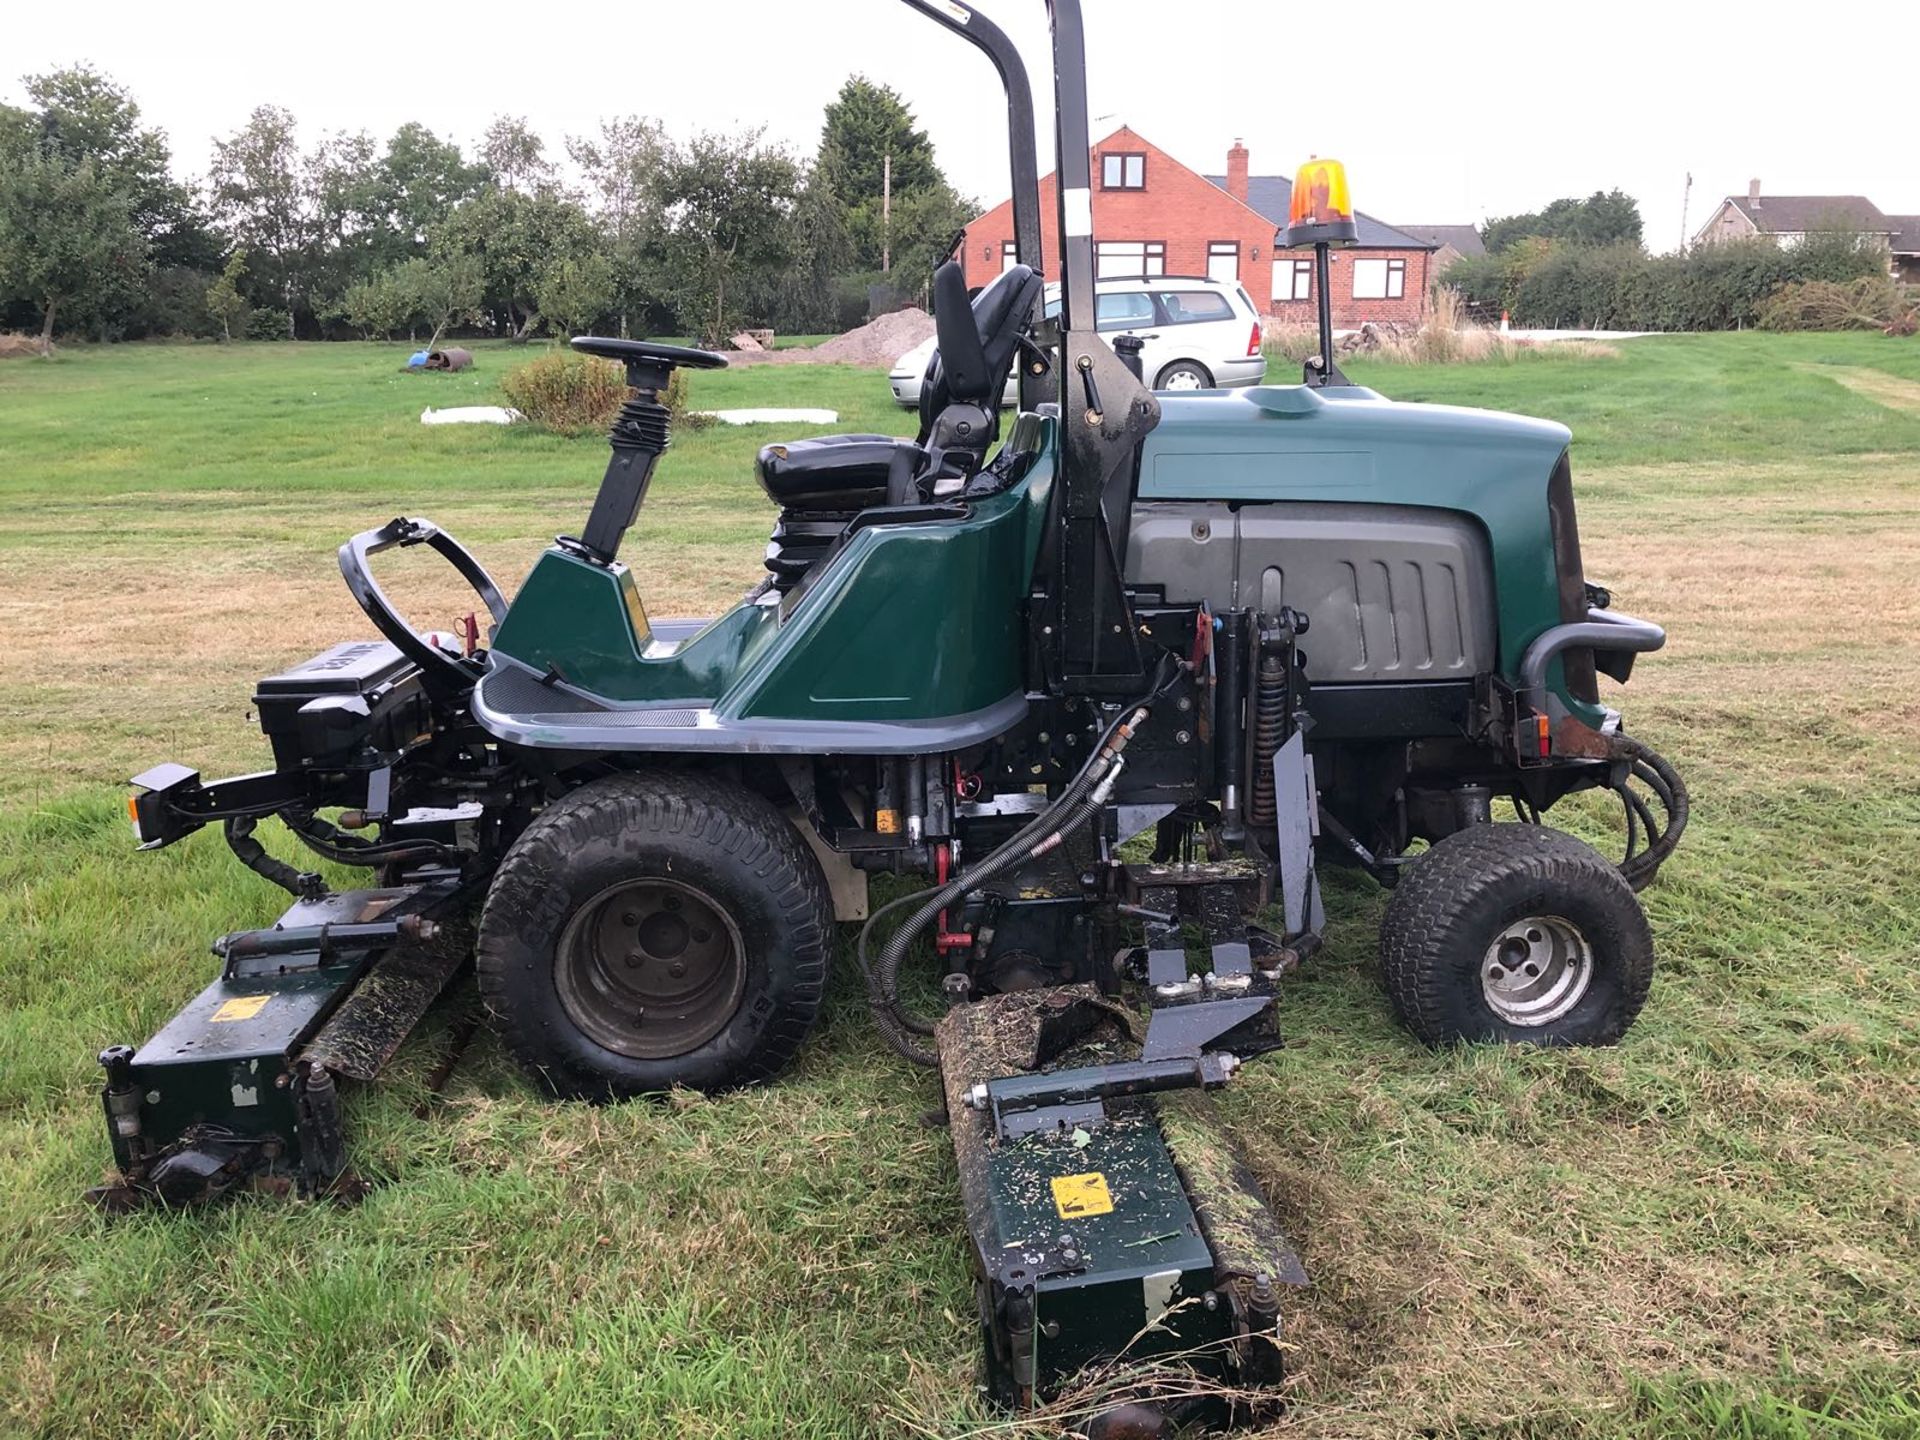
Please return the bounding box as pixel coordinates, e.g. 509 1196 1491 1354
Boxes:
986 1106 1230 1391
1142 386 1591 716
491 428 1057 722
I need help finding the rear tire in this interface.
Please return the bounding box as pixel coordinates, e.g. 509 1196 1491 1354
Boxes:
1379 824 1653 1048
1155 360 1213 391
475 771 832 1100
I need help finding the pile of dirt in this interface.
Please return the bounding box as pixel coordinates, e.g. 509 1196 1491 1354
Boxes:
807 307 933 366
717 307 933 370
0 334 49 358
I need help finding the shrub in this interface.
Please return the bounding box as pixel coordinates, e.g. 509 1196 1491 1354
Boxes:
1441 232 1891 331
1758 274 1918 332
500 349 712 436
501 349 628 435
245 306 291 340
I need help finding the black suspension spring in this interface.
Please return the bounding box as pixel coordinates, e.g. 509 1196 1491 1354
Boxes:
1248 651 1287 828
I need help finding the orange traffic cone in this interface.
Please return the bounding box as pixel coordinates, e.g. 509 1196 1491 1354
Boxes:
1499 310 1510 334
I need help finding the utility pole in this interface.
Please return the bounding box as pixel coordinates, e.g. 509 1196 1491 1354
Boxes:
882 150 892 273
1679 172 1692 254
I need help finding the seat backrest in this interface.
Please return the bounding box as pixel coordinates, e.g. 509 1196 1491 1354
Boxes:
918 262 1044 440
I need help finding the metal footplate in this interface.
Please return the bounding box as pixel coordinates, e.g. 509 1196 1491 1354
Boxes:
937 882 1305 1430
88 874 476 1211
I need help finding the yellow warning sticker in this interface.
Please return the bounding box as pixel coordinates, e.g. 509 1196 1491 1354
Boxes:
1051 1171 1114 1219
211 995 270 1023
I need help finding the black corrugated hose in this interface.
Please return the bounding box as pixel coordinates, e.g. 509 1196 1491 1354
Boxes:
858 660 1183 1067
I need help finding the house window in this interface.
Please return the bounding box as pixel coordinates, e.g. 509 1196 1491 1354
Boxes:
1096 241 1166 279
1101 153 1145 190
1001 241 1019 274
1206 241 1239 282
1351 257 1407 300
1283 258 1313 302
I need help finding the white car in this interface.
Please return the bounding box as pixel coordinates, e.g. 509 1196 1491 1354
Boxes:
889 275 1267 408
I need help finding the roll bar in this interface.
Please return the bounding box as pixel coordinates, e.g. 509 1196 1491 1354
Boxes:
903 0 1159 691
894 2 1041 279
897 2 1044 410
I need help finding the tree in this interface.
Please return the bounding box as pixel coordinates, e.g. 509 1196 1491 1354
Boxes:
407 252 484 349
376 122 482 258
1482 189 1643 253
205 249 248 340
568 116 665 335
431 186 597 339
536 252 615 337
207 106 312 336
648 128 801 345
480 115 553 195
0 146 146 352
22 65 213 271
808 76 974 306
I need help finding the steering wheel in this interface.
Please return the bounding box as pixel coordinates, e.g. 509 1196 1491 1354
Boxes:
338 517 508 697
570 336 728 392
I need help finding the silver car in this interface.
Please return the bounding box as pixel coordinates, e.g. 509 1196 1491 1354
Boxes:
890 275 1267 408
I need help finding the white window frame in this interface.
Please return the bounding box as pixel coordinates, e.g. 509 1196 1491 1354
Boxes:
1351 256 1407 301
1283 258 1313 302
1206 241 1239 283
1001 241 1019 274
1101 153 1146 190
1095 240 1166 280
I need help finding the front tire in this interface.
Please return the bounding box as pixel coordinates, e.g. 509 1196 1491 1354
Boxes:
1378 824 1653 1048
475 771 832 1100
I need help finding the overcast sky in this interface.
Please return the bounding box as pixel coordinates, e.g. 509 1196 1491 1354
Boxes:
7 0 1913 252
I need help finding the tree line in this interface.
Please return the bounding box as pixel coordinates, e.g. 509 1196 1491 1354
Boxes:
1443 189 1894 331
0 67 975 350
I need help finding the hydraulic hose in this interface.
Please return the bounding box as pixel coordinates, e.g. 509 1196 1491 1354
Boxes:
859 697 1159 1067
225 815 325 899
1613 735 1688 892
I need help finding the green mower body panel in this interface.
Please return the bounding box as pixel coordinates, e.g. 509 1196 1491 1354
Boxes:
1139 385 1579 701
491 440 1055 722
487 387 1591 728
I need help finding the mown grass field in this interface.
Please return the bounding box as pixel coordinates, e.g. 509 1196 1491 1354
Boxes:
2 334 1917 1439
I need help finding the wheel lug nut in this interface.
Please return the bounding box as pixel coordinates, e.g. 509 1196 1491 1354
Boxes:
622 911 640 926
625 951 644 967
668 962 687 978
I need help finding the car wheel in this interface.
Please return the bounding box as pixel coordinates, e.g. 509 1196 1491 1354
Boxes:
475 770 832 1100
1155 360 1213 391
1378 823 1654 1048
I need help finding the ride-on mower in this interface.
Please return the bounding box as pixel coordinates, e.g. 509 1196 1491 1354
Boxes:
93 0 1687 1428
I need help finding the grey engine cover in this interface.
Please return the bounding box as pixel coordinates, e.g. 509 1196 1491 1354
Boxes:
1124 501 1496 682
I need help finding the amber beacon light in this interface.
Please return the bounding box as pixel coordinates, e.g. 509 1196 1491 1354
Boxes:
1283 158 1358 248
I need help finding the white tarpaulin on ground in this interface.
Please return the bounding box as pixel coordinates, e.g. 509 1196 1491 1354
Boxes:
698 408 839 426
421 405 522 425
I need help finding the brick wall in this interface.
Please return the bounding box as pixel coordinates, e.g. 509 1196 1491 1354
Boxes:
965 126 1435 326
963 127 1280 308
1266 245 1436 328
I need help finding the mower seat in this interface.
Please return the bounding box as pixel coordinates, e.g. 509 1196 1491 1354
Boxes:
755 434 926 513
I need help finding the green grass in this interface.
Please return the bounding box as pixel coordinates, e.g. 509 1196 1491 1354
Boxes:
2 335 1918 1438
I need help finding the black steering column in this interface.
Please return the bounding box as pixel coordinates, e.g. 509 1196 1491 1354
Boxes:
566 337 728 566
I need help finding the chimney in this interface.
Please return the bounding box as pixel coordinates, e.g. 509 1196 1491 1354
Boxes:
1227 138 1249 204
1749 177 1761 208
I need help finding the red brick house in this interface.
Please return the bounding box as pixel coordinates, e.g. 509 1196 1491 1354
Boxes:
961 126 1439 325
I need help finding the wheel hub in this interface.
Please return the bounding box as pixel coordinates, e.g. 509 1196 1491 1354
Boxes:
1479 914 1592 1026
555 877 746 1059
